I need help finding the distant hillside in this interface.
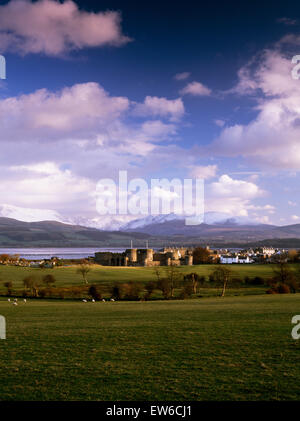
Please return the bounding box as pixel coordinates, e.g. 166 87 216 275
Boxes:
0 217 150 247
0 217 300 248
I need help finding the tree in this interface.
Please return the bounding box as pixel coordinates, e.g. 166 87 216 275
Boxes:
270 257 298 293
4 281 13 296
144 281 156 300
193 247 211 264
0 254 9 264
23 276 40 297
156 278 172 299
77 260 92 284
122 281 142 300
156 264 183 299
211 266 233 297
184 272 204 294
288 249 299 263
43 274 56 287
88 285 102 300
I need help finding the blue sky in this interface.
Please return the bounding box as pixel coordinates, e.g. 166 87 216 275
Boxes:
0 0 300 228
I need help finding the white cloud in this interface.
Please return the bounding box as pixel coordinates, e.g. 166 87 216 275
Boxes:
0 82 181 157
254 215 270 224
214 119 225 127
190 164 217 180
134 96 185 121
0 82 130 141
0 0 131 56
180 81 211 96
4 162 95 214
174 72 190 81
11 161 61 175
248 204 276 214
210 45 300 169
205 174 264 217
209 174 263 199
291 215 300 221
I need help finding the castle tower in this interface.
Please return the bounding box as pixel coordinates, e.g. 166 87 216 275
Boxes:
128 248 137 263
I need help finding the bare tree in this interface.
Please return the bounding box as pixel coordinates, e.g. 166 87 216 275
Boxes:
158 263 183 298
211 266 233 297
77 259 92 284
23 276 40 297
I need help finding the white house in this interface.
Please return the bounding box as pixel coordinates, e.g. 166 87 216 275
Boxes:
220 256 239 264
220 255 253 264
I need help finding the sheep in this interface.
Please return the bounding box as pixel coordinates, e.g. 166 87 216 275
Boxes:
13 302 18 306
82 299 87 303
91 299 95 303
7 298 10 302
102 299 105 302
110 298 115 302
23 299 27 303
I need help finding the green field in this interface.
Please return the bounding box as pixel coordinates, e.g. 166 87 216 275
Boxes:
0 263 283 298
0 294 300 400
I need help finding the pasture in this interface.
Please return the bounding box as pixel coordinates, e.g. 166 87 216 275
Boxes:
0 263 283 298
0 294 300 400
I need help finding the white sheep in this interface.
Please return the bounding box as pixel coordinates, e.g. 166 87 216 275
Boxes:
7 298 10 302
23 299 27 303
110 298 115 302
102 299 105 302
82 299 87 303
13 302 18 306
91 299 95 303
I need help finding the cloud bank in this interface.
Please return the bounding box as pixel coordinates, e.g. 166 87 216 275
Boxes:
0 0 131 56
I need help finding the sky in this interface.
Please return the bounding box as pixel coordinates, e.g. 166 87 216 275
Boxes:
1 0 300 228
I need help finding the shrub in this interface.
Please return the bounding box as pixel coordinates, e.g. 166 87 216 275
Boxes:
179 283 194 299
277 283 290 294
111 284 123 300
144 281 156 300
123 282 142 300
38 289 47 298
244 276 251 284
266 288 277 294
252 276 265 285
89 285 102 301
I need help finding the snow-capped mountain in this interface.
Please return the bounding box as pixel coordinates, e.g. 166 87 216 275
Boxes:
0 204 66 223
0 204 264 233
121 212 260 231
0 204 136 230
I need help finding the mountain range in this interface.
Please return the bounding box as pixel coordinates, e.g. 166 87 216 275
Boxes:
0 214 300 248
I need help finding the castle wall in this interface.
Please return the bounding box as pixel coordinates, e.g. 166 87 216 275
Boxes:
95 248 193 267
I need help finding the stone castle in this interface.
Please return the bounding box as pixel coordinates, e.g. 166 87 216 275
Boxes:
94 247 193 267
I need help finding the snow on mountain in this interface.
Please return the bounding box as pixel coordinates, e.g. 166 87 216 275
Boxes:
121 213 184 230
0 204 262 231
0 204 66 223
68 215 137 231
121 212 260 230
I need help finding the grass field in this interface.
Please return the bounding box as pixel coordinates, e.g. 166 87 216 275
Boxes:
0 263 284 298
0 294 300 400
